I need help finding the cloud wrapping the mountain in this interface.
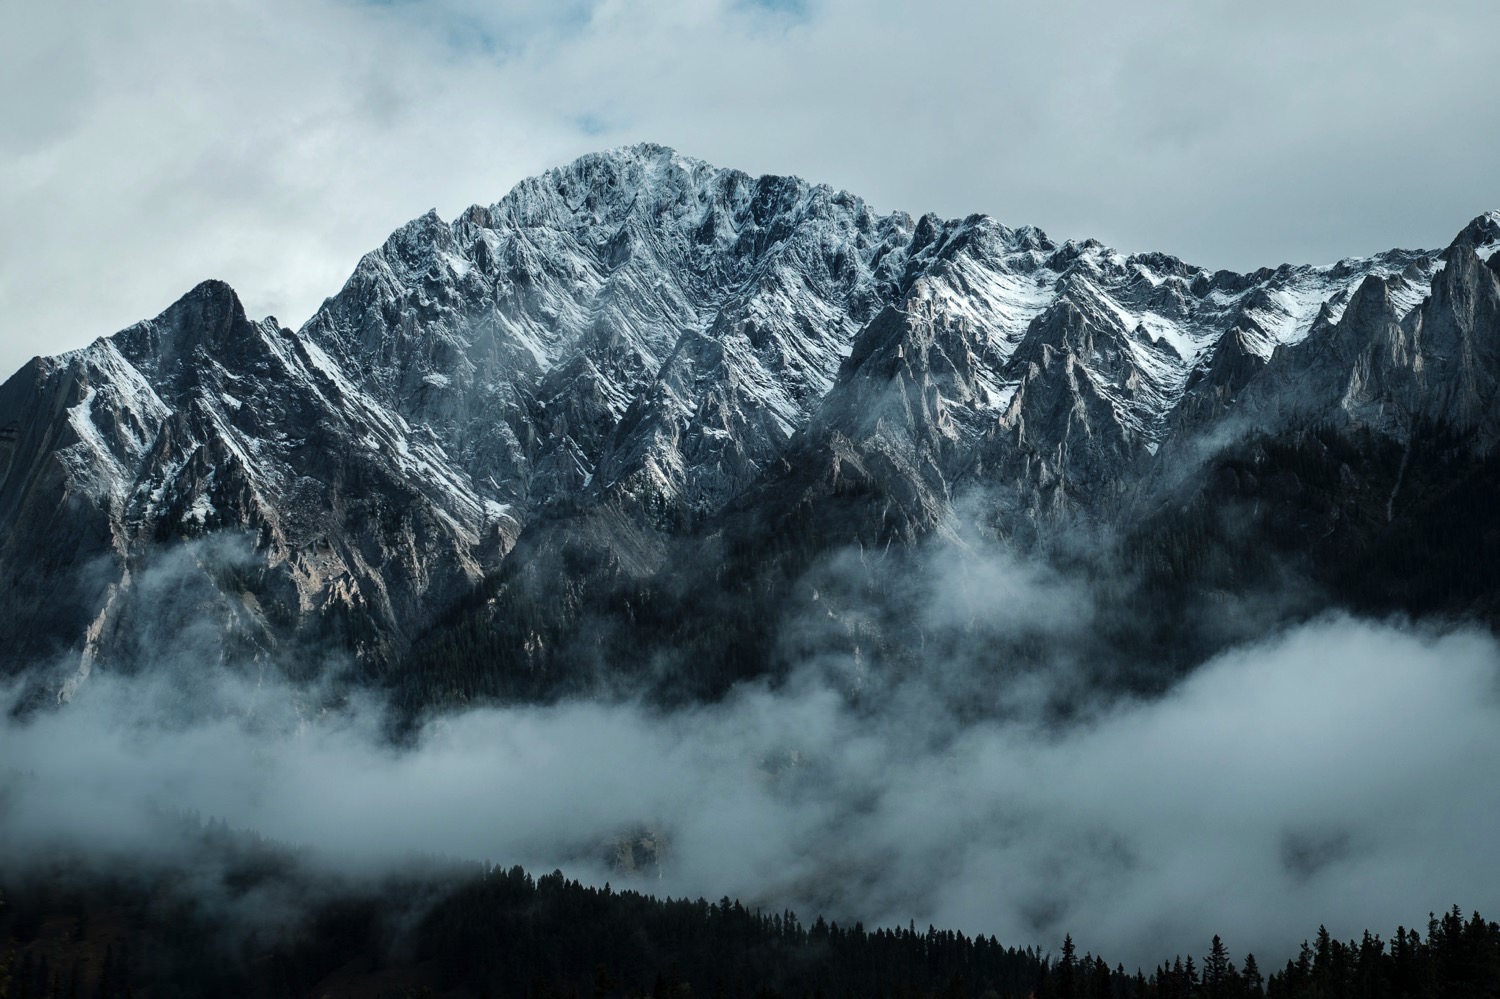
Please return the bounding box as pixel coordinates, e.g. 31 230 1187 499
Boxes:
4 608 1498 969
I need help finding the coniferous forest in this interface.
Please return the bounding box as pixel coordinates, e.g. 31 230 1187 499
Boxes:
2 819 1498 999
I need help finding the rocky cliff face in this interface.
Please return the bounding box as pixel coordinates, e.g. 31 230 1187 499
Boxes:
0 281 510 694
2 145 1496 706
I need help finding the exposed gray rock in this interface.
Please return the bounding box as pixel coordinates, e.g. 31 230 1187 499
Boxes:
2 143 1496 703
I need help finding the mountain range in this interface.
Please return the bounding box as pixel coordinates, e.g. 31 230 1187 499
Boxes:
3 143 1498 713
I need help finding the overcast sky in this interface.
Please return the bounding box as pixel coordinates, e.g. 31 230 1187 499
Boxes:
2 0 1498 377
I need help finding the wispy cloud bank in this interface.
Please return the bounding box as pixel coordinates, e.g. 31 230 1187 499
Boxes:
5 614 1497 968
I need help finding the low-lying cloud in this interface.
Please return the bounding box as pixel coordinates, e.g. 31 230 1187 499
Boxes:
4 613 1498 970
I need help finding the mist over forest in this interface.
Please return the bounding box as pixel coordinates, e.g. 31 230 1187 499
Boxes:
6 531 1500 974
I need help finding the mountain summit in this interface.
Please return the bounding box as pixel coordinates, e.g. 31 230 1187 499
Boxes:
3 144 1498 707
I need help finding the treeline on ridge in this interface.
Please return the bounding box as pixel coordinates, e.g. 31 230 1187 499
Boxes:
2 818 1498 998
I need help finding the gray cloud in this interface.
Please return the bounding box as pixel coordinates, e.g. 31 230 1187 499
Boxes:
5 613 1499 970
4 0 1499 378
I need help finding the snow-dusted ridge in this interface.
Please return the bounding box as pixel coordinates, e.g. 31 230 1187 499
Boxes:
2 142 1497 689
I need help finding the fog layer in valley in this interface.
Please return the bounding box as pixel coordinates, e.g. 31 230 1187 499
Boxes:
4 587 1498 969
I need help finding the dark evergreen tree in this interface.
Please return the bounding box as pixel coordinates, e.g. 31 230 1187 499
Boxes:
1240 953 1263 997
1056 934 1079 999
1203 935 1234 998
1090 955 1112 999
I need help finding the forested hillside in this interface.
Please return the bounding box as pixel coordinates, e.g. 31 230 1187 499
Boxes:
2 819 1497 998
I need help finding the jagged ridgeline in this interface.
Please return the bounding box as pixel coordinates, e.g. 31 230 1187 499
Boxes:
2 144 1498 709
